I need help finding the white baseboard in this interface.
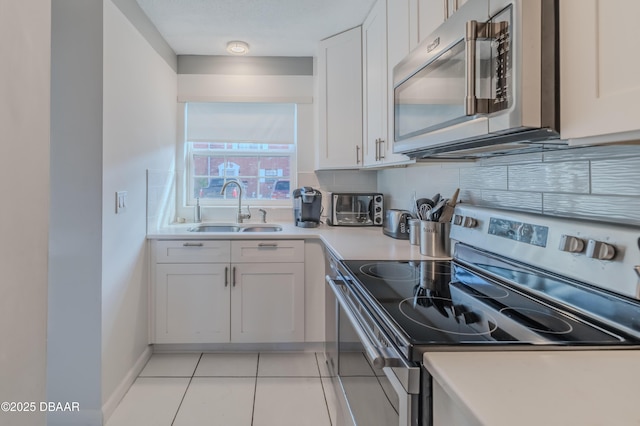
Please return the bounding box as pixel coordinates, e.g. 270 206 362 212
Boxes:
102 345 153 423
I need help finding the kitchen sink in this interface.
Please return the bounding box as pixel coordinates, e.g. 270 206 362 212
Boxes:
187 224 282 233
240 225 283 232
188 224 241 232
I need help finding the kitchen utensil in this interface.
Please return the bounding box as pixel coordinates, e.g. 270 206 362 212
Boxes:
418 203 432 221
448 188 460 206
416 198 434 208
428 198 447 221
437 188 460 223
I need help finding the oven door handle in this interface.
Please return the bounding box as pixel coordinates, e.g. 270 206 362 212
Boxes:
326 276 402 369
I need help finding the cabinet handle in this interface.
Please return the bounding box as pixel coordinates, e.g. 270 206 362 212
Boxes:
379 138 385 160
225 266 229 287
374 138 379 161
444 0 449 21
232 266 236 287
454 0 459 12
356 145 361 164
258 243 278 248
183 242 204 247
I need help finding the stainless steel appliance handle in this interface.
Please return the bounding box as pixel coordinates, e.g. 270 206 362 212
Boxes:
326 276 400 369
465 20 478 116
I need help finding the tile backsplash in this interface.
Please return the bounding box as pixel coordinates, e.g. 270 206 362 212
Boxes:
378 145 640 226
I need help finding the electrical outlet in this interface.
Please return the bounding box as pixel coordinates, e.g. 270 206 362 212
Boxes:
116 191 127 214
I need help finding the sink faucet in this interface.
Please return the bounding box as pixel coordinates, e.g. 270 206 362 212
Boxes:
221 180 251 223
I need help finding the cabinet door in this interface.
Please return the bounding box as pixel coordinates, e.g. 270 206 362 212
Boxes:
230 263 305 343
317 26 363 169
154 263 230 343
386 0 415 166
409 0 446 51
561 0 640 144
363 0 388 167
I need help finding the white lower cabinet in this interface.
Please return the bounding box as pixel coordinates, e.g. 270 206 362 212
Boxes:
155 263 231 343
433 379 481 426
231 262 305 343
151 240 305 344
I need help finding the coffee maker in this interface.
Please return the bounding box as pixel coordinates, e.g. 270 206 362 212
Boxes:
292 187 322 228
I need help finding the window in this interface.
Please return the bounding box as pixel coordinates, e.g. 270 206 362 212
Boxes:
185 102 296 204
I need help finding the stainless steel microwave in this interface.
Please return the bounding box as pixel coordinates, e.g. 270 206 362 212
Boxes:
327 193 383 226
393 0 565 159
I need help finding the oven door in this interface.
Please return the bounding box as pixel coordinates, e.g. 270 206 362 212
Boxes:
326 276 423 426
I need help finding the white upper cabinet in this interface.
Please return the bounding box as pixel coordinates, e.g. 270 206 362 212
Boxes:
362 0 413 167
317 27 363 169
561 0 640 145
362 0 388 166
409 0 466 50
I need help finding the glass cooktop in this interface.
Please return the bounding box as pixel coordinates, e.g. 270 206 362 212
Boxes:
340 259 637 351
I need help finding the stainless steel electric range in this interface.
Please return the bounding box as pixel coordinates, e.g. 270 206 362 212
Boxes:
325 205 640 426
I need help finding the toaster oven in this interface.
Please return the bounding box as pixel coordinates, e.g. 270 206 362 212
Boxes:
327 193 383 226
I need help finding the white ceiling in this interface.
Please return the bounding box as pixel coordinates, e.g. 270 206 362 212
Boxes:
136 0 377 57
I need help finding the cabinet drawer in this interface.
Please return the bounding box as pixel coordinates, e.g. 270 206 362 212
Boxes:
231 240 304 263
154 240 231 263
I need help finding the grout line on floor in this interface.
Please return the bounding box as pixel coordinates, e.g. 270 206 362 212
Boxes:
314 353 323 377
170 352 203 426
318 376 334 426
250 353 260 426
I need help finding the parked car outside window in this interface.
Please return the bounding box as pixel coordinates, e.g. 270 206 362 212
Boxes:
197 177 246 198
271 180 290 199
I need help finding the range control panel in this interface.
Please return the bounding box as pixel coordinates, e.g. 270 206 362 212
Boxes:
450 205 640 300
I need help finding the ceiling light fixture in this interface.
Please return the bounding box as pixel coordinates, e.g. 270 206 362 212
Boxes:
226 40 250 55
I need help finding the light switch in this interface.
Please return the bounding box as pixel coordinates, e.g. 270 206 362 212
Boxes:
116 191 127 214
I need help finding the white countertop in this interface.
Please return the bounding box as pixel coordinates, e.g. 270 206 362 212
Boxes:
423 350 640 426
148 221 441 261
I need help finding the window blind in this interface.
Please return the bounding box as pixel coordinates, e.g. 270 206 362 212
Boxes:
186 102 295 144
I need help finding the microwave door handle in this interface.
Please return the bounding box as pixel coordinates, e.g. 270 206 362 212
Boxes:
465 20 478 116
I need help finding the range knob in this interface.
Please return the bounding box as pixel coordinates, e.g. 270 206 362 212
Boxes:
462 216 477 228
586 239 616 260
558 235 585 253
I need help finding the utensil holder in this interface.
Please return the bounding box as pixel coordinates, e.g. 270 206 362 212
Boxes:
419 221 451 258
408 219 421 246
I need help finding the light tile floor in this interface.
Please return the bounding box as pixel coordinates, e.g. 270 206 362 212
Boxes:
106 352 337 426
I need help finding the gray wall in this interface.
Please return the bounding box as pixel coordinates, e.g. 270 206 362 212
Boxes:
379 145 640 225
49 0 103 424
0 2 50 425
